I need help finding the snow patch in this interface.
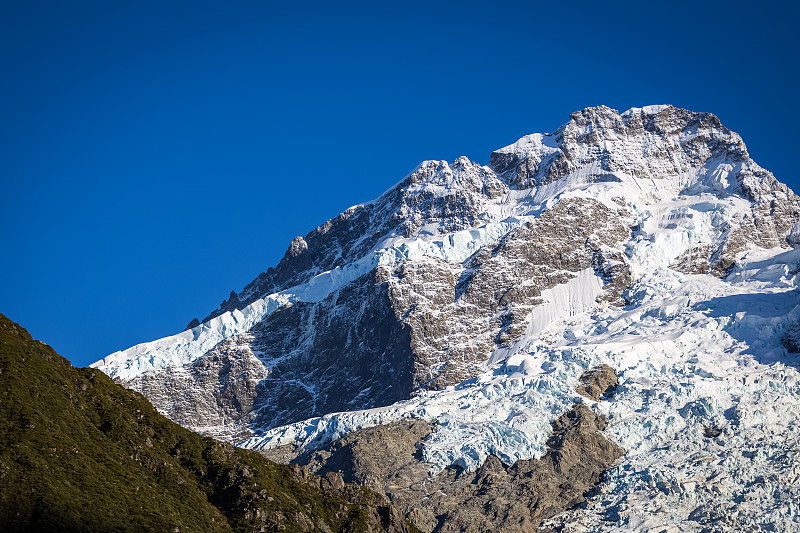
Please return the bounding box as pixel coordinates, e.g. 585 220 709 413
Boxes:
621 104 671 116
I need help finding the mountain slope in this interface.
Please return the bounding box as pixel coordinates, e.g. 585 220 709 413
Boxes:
0 314 417 532
92 106 800 444
91 105 800 530
264 367 624 533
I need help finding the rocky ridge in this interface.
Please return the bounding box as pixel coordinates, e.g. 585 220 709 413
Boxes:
0 313 417 532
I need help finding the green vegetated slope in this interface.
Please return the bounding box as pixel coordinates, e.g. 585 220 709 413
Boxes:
0 314 416 533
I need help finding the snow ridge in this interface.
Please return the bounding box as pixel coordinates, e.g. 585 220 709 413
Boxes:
91 218 523 381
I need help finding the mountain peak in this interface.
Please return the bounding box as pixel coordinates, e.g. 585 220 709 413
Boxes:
90 105 800 531
489 104 759 195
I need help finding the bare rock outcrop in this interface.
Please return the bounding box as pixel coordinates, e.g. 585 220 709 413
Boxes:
575 364 618 401
266 371 624 532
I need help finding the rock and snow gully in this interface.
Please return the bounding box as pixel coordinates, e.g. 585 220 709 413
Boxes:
92 105 800 531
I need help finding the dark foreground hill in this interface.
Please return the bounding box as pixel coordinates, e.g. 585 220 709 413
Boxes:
0 313 417 533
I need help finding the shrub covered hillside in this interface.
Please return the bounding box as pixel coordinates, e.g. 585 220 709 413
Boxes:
0 314 417 533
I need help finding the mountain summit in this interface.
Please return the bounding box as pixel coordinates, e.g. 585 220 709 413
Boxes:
93 106 800 530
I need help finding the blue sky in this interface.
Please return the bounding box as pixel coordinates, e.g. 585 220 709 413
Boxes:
2 0 798 367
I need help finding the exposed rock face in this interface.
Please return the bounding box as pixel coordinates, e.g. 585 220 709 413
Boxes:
124 192 635 441
710 191 800 275
120 194 637 442
130 270 416 438
204 157 510 324
387 196 633 392
286 465 418 533
265 401 623 533
285 419 433 499
130 335 270 441
490 105 800 278
490 107 747 189
429 404 623 533
576 364 618 401
782 321 800 353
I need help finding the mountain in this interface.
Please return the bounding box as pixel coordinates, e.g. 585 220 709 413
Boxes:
92 105 800 531
0 313 418 532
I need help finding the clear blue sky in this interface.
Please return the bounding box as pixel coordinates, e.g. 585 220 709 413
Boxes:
2 0 798 367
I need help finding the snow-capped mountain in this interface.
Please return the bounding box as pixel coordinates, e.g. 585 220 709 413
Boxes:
92 105 800 530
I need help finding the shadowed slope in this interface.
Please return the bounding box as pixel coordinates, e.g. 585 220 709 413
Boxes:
0 313 417 533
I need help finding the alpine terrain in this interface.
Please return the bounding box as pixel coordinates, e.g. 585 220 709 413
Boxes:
93 105 800 531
